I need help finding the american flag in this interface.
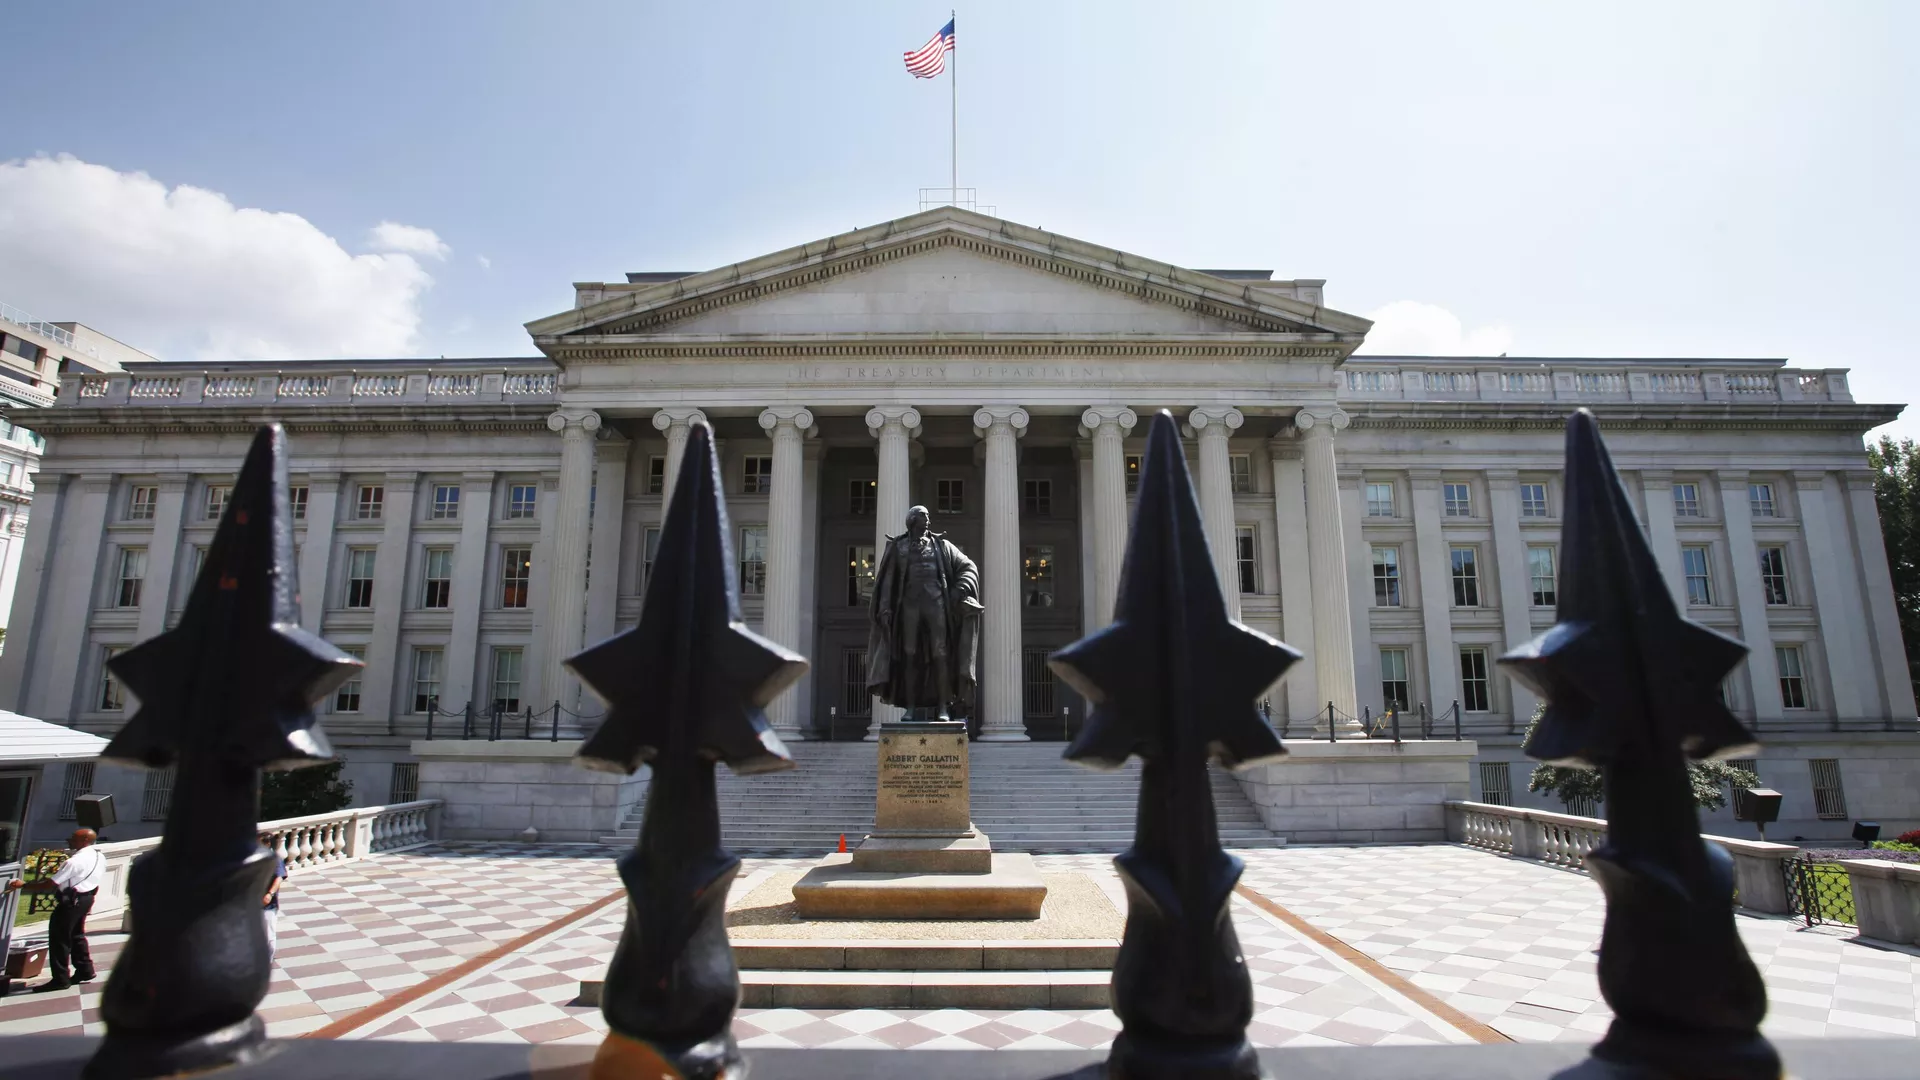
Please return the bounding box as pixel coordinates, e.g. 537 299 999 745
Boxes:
904 18 955 79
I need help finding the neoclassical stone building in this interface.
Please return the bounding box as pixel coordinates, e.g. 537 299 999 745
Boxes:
3 208 1914 840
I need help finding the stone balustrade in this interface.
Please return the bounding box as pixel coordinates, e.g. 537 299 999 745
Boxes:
80 799 441 932
1445 800 1801 914
60 365 560 408
1340 362 1853 405
1832 858 1920 946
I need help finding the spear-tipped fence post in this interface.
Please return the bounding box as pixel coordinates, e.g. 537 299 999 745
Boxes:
1326 702 1336 743
1452 699 1462 741
1391 705 1402 744
1362 704 1372 738
550 700 560 741
523 706 532 740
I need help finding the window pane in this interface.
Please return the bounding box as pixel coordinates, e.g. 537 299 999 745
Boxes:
289 485 309 520
128 486 158 521
423 548 453 608
507 484 538 519
1229 454 1252 494
412 649 443 713
100 647 126 711
1372 546 1401 607
847 544 877 606
491 647 523 712
1775 646 1807 709
1124 455 1141 494
117 548 147 608
1235 526 1257 594
647 458 665 495
1023 545 1055 607
1379 648 1409 710
1760 547 1789 605
500 547 532 608
1749 482 1775 517
1673 483 1700 517
1527 546 1557 607
1450 547 1480 607
1519 483 1549 518
1022 479 1052 516
1460 648 1490 711
849 479 876 515
205 485 231 520
334 647 365 712
1443 483 1472 517
1682 547 1712 605
1365 482 1394 517
346 548 377 608
356 484 385 520
739 526 767 595
641 530 661 594
936 478 965 515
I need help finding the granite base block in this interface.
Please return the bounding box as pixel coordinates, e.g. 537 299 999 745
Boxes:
791 852 1048 920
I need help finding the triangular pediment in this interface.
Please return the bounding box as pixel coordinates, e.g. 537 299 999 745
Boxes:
528 208 1371 345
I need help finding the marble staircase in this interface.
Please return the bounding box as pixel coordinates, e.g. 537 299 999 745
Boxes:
601 740 1285 852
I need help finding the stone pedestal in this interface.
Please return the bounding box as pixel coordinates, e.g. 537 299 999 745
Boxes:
792 722 1048 919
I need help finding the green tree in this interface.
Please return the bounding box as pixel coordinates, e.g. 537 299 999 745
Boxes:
1522 705 1753 814
259 760 353 821
1867 436 1920 701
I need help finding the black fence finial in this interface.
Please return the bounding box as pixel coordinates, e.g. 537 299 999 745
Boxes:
1500 409 1778 1080
89 424 361 1079
1052 410 1297 1080
571 420 805 1079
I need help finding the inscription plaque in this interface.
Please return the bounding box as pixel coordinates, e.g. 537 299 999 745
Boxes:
873 721 971 834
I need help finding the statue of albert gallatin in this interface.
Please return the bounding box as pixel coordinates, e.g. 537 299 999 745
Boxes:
865 505 981 721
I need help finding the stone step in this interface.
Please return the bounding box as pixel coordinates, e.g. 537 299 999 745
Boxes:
579 970 1111 1010
731 939 1117 971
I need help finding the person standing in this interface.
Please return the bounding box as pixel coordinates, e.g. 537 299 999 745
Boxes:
259 834 288 956
4 828 104 992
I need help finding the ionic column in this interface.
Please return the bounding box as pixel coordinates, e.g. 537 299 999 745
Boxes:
975 406 1031 742
759 406 816 742
651 408 708 511
544 409 601 714
1717 470 1782 723
584 433 630 649
1080 407 1137 628
865 406 921 736
1269 438 1317 720
1186 407 1244 620
1296 409 1359 729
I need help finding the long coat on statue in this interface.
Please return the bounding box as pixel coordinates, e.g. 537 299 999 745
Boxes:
865 531 982 710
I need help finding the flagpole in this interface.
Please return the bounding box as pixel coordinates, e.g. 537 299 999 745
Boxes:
949 11 957 207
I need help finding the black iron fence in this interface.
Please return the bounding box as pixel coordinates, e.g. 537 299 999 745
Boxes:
1260 699 1465 744
1782 855 1857 927
415 701 604 742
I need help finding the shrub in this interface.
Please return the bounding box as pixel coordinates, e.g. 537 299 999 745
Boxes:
1522 704 1754 814
259 760 353 821
1897 829 1920 846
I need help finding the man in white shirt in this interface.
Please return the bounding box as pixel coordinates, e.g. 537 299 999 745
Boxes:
5 828 104 991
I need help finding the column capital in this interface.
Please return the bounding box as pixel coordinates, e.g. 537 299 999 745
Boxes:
1291 407 1349 434
1185 406 1244 436
549 408 603 434
649 407 703 434
1078 406 1138 437
866 406 922 439
759 407 817 435
1639 468 1675 487
972 406 1030 438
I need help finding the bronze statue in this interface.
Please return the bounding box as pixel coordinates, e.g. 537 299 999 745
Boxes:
866 505 981 721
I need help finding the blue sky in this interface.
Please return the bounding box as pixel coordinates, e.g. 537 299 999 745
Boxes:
2 2 1916 435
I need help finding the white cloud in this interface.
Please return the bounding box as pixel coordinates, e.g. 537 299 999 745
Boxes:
0 154 436 361
476 255 492 270
368 220 450 261
1357 300 1515 357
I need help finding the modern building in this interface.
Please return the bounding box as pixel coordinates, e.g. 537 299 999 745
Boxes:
0 306 143 643
0 208 1912 842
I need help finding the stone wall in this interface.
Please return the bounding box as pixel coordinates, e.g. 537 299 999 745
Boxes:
1231 740 1477 843
413 740 647 843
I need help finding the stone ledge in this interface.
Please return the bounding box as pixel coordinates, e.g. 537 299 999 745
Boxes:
409 738 584 761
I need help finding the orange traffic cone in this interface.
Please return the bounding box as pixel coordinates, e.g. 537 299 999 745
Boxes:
837 834 847 853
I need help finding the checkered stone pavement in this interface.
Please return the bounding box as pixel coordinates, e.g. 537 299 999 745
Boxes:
1234 844 1920 1043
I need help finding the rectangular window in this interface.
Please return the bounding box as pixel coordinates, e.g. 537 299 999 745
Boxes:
1365 482 1395 518
334 647 365 713
1125 454 1142 494
935 478 965 515
1519 482 1550 518
1749 482 1776 518
849 479 876 516
1460 647 1491 712
506 483 538 519
1673 483 1701 517
739 526 767 595
355 483 384 521
641 530 661 594
422 548 454 609
127 485 158 521
1759 547 1790 606
500 546 532 608
842 649 872 718
1527 546 1557 607
205 484 231 521
743 456 773 495
1379 648 1410 710
1023 645 1056 718
1235 525 1258 594
411 648 443 714
289 485 309 520
491 647 524 712
1450 546 1481 607
99 647 126 711
1682 546 1713 605
187 545 207 585
1022 479 1053 516
430 484 460 520
1229 453 1253 494
847 544 877 606
116 548 147 608
1776 645 1808 709
141 768 175 821
345 548 377 608
648 457 665 495
390 762 419 805
1809 759 1847 819
57 763 95 821
1372 546 1402 607
1478 762 1513 806
1023 544 1056 607
1443 482 1472 517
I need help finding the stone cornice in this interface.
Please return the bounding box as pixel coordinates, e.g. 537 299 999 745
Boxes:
32 416 552 438
544 338 1353 363
1344 401 1900 436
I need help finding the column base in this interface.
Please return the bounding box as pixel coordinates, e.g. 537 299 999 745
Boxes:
976 730 1032 743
